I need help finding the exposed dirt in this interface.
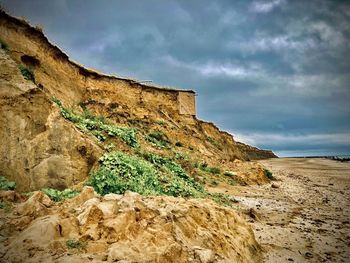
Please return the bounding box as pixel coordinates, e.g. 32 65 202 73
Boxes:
0 10 275 191
218 158 350 262
0 188 262 263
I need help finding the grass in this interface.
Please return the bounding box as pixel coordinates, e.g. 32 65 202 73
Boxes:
207 136 222 150
0 176 16 190
145 131 170 149
42 188 80 202
19 64 35 82
199 164 221 174
0 201 10 212
52 97 138 147
264 169 275 180
224 171 236 177
66 239 86 250
210 192 238 206
0 39 9 51
174 152 189 161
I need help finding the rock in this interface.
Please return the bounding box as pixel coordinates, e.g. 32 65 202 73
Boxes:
194 248 215 263
271 183 280 189
16 191 52 217
103 193 123 201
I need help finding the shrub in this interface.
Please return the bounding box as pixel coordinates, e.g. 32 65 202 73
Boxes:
52 98 138 147
145 131 170 149
264 169 275 180
42 188 80 202
200 164 221 174
66 239 86 250
19 64 35 82
0 176 16 190
0 39 8 51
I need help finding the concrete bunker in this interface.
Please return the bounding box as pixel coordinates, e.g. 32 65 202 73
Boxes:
177 91 196 116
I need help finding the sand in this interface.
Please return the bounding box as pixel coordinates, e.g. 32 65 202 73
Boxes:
228 158 350 262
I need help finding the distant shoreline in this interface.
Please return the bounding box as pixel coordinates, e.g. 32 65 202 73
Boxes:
281 155 350 162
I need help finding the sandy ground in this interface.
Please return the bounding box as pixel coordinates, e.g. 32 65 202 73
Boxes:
225 158 350 263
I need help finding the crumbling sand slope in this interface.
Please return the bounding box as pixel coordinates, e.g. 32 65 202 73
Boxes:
0 9 275 191
0 188 263 263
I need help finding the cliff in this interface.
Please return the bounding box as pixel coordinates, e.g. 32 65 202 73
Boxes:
0 10 275 192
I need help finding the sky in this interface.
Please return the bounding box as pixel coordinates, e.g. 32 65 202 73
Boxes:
1 0 350 157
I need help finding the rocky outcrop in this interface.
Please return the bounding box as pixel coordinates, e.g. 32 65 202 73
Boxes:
0 188 263 263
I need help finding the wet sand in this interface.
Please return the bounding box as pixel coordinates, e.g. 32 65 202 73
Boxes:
230 158 350 262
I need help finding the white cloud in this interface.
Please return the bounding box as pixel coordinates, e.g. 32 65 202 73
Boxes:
250 0 286 13
161 55 263 78
232 35 317 53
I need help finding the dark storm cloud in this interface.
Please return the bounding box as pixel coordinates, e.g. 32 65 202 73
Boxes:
1 0 350 156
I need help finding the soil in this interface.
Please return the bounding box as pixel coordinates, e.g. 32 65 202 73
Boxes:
221 158 350 263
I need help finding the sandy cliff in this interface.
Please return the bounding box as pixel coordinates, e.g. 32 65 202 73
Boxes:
0 10 275 191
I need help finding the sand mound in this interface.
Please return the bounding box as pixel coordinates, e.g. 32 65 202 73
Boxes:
0 188 262 262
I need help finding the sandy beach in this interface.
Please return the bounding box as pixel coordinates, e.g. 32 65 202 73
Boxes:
230 158 350 262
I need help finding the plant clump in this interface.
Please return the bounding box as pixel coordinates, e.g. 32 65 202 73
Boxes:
87 151 206 198
0 176 16 190
66 239 86 250
145 131 170 149
18 64 35 82
0 39 9 51
42 188 80 202
264 169 275 180
52 98 138 147
200 164 221 174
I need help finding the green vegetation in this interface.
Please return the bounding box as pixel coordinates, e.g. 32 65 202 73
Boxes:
87 151 206 198
0 201 10 212
207 136 222 149
18 64 35 82
210 192 238 206
224 171 236 177
174 152 189 161
156 120 166 126
0 201 6 209
145 131 170 149
0 39 9 51
66 239 86 250
42 188 80 202
210 179 219 186
0 176 16 190
200 164 221 174
52 97 138 147
264 169 275 180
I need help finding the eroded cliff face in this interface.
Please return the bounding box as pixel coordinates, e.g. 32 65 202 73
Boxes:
0 10 275 192
0 49 102 191
0 10 273 263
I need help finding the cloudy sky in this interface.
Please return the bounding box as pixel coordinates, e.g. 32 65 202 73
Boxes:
2 0 350 156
